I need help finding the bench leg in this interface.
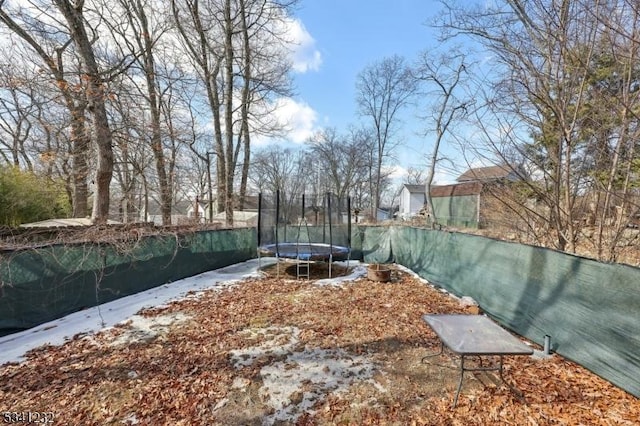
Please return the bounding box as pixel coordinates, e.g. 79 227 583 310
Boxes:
421 340 444 363
498 355 526 401
452 355 465 408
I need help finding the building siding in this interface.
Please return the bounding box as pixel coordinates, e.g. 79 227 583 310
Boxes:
432 194 479 228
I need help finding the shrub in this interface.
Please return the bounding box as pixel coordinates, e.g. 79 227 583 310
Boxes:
0 166 71 226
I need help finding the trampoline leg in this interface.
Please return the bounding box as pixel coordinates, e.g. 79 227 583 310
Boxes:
329 254 333 278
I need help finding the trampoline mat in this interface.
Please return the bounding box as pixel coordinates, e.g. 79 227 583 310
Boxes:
258 242 350 261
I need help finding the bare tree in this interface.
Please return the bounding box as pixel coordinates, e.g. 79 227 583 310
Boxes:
0 3 91 217
0 61 36 169
307 127 370 208
582 0 640 261
171 0 225 215
346 125 376 215
0 0 118 223
414 49 469 227
236 0 295 210
172 0 295 226
53 0 115 224
404 167 426 185
437 0 612 253
104 0 179 224
108 81 152 223
249 144 306 221
355 54 415 220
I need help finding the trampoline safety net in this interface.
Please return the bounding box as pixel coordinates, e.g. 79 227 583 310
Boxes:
257 191 351 260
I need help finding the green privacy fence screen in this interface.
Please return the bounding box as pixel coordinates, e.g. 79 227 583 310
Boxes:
0 228 256 337
352 225 393 264
1 224 638 399
370 225 640 399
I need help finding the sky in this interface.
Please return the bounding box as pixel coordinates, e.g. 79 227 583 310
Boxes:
275 0 467 184
0 0 467 184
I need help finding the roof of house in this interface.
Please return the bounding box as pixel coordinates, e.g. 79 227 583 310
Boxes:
145 200 193 216
430 181 483 197
235 195 259 211
457 165 514 182
212 211 258 222
402 184 425 193
20 218 122 228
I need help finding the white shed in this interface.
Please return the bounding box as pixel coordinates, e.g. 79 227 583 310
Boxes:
398 184 426 220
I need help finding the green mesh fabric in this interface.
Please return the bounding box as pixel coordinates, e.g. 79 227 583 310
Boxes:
0 228 256 336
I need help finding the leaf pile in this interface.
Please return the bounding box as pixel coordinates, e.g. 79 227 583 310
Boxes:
1 266 638 425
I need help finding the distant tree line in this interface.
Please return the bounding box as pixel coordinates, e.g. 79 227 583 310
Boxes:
250 126 396 221
0 0 419 227
0 0 297 226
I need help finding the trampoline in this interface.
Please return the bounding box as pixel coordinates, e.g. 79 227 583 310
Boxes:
257 191 352 279
258 242 350 262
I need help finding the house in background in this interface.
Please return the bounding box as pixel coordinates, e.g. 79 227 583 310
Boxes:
398 164 522 228
457 164 520 183
139 194 260 226
377 206 395 222
186 201 206 223
141 200 199 225
206 194 260 227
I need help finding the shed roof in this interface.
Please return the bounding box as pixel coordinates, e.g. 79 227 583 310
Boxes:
402 184 425 193
430 182 483 197
457 165 513 182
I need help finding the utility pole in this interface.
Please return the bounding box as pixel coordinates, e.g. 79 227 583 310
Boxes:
206 151 215 223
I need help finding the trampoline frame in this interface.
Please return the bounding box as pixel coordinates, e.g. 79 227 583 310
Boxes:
257 242 350 262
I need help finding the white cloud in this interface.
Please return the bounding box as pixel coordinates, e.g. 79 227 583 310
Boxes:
433 169 458 185
278 97 318 143
285 18 322 73
252 97 318 146
387 165 408 180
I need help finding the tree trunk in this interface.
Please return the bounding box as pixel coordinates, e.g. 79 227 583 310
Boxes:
424 133 439 227
238 0 251 212
69 102 89 218
223 0 234 226
136 0 172 225
54 0 113 224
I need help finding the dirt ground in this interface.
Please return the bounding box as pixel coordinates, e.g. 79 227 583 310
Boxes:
1 263 638 425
